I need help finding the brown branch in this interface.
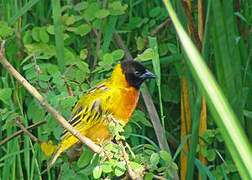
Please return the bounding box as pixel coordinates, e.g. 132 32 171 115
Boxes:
0 120 46 146
113 34 179 180
14 117 42 144
150 19 171 37
113 33 133 60
87 31 95 65
93 0 107 68
180 0 202 51
153 174 168 180
0 41 102 154
119 141 143 180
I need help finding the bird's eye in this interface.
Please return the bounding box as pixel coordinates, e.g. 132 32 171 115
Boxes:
135 71 140 76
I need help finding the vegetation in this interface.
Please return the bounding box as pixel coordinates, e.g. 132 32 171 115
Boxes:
0 0 251 179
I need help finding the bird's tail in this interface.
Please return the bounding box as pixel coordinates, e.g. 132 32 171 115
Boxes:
48 146 63 168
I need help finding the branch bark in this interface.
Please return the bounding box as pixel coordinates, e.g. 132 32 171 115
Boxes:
0 41 102 154
0 120 46 146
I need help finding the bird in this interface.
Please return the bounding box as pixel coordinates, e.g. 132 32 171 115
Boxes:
49 60 156 166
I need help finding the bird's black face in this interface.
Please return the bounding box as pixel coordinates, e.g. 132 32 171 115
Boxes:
120 60 156 89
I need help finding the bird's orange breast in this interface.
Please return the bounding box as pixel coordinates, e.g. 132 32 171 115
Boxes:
111 87 139 122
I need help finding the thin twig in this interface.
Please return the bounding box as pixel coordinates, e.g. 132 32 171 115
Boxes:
119 141 143 180
93 0 107 68
87 31 95 65
113 33 133 60
14 117 42 144
150 19 171 37
82 17 98 36
0 120 46 146
0 40 102 154
153 174 168 180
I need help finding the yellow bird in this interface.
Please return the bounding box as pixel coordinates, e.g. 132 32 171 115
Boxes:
49 60 156 166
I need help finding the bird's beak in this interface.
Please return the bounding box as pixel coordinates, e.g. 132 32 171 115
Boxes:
140 70 157 79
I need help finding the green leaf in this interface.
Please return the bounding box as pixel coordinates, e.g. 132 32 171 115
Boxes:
74 2 88 11
136 37 145 51
40 29 49 43
101 162 113 173
60 96 77 109
47 25 55 35
32 27 40 42
130 161 144 173
95 9 110 19
0 88 12 105
206 149 216 162
65 15 75 26
159 150 172 163
115 161 126 177
111 49 124 61
0 27 13 37
150 152 160 168
93 166 102 179
83 2 100 21
149 7 161 17
167 43 178 54
74 24 91 36
109 1 128 16
23 30 32 44
78 148 94 168
103 53 114 65
135 48 154 61
145 173 153 180
80 49 88 60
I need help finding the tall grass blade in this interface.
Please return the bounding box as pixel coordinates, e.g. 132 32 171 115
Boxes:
162 0 252 179
8 0 40 25
51 0 65 73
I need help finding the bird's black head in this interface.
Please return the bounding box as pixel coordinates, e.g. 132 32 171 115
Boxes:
120 60 156 89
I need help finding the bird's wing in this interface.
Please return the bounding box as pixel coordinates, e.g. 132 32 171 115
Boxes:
60 81 111 141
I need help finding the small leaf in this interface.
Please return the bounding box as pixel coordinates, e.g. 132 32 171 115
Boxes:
111 49 124 61
145 173 153 180
0 88 12 105
0 27 13 37
32 27 40 42
40 29 49 43
74 24 91 36
150 152 160 167
74 2 88 11
167 43 178 54
65 15 75 26
80 49 88 60
101 162 113 173
159 150 172 163
137 37 145 51
149 7 161 17
115 161 126 177
206 149 216 161
109 1 128 16
93 166 102 179
47 25 55 35
103 53 114 65
95 9 110 19
130 161 144 173
76 61 90 73
60 96 77 109
78 148 94 168
135 48 154 61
